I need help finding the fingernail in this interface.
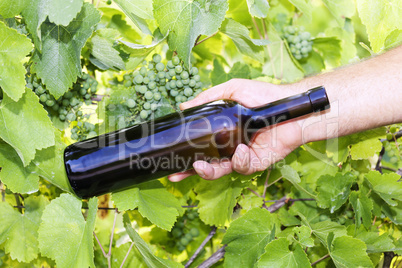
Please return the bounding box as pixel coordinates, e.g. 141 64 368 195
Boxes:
193 162 205 178
235 144 247 160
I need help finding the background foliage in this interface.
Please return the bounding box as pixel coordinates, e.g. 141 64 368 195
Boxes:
0 0 402 267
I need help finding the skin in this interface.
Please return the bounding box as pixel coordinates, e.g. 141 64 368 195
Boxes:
168 45 402 182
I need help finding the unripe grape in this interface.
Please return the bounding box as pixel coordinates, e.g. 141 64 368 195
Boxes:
184 87 193 97
139 85 147 94
319 214 329 221
390 126 397 133
169 80 177 88
71 133 79 140
387 133 393 140
172 227 182 238
143 77 150 84
126 99 136 108
139 67 147 76
148 63 154 69
143 102 151 110
189 80 196 88
156 62 165 71
167 60 174 69
152 54 162 63
170 90 179 97
140 110 148 119
190 67 198 75
184 233 192 240
62 99 70 106
134 75 144 84
175 65 183 74
46 99 55 106
172 56 180 65
145 91 153 100
158 72 166 79
40 94 47 102
59 114 66 121
190 228 199 237
176 80 183 88
180 238 189 246
151 103 158 111
153 93 161 101
88 131 97 138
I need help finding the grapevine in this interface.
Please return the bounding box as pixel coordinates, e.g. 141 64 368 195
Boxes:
283 25 313 60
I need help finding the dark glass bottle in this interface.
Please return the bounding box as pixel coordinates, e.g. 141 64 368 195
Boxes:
64 86 329 198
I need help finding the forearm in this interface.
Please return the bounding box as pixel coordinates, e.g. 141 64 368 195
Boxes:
290 45 402 143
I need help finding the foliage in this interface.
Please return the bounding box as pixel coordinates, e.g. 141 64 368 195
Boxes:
1 0 402 267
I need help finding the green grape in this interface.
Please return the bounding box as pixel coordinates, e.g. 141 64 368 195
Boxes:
177 245 186 252
139 67 147 76
190 67 198 75
88 131 97 138
167 60 174 69
170 90 178 97
180 71 189 80
140 110 148 119
148 81 157 90
52 103 60 111
390 126 398 133
71 133 79 140
148 63 155 69
177 221 185 228
187 213 195 220
155 62 165 72
143 77 150 84
124 80 132 87
319 214 329 221
184 233 192 241
182 78 189 85
139 85 147 94
172 56 180 65
152 54 162 63
37 85 46 94
66 113 76 121
46 99 55 107
126 99 136 108
346 210 354 219
151 103 158 111
184 87 193 97
169 80 177 88
193 75 201 82
338 217 346 225
77 111 83 116
387 133 394 140
40 94 48 102
143 102 151 110
175 65 183 74
145 91 153 100
190 228 199 237
134 74 144 84
168 69 176 77
59 114 66 121
158 72 166 79
180 238 189 246
176 80 183 88
189 80 196 88
153 92 161 101
172 228 182 238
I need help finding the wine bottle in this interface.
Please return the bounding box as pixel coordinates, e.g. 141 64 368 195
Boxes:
64 86 329 198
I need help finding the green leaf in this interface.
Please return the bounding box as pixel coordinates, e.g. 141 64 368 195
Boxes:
88 28 125 71
312 37 342 68
350 137 382 160
308 221 347 246
38 194 98 268
30 130 72 192
329 236 373 268
111 243 145 268
210 59 251 86
348 225 396 253
0 141 39 193
0 0 27 18
356 0 402 52
153 0 228 67
112 180 183 230
365 170 402 206
194 174 248 226
246 0 269 18
122 213 183 268
262 23 304 83
349 191 373 229
222 208 278 268
220 18 267 62
292 226 314 248
321 0 355 27
288 0 312 22
0 22 33 101
31 3 101 99
316 172 355 213
280 165 316 197
114 0 153 35
22 0 84 48
381 200 402 224
257 238 312 268
119 30 168 70
0 89 55 166
0 196 48 263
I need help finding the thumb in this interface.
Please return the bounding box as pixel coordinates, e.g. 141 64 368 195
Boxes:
179 80 237 110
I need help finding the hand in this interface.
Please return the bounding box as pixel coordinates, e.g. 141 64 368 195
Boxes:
168 79 309 182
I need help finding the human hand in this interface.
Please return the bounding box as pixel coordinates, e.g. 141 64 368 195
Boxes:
168 79 311 182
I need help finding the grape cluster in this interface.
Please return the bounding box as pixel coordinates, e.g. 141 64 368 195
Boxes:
26 73 98 122
168 209 200 252
283 26 313 60
71 121 97 141
108 53 203 124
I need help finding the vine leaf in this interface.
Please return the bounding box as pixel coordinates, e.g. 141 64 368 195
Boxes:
220 18 268 62
356 0 402 52
365 170 402 206
321 0 355 27
0 89 55 166
0 141 39 193
194 174 248 226
22 0 84 48
288 0 312 22
316 172 356 213
111 242 145 268
349 137 382 160
122 213 183 268
307 221 347 246
210 59 251 86
246 0 269 18
257 238 312 268
112 180 183 231
88 28 126 71
349 191 373 229
348 225 396 254
280 165 316 198
114 0 153 35
38 194 98 268
0 196 48 263
31 3 101 99
153 0 228 67
222 208 279 268
0 22 33 101
312 37 342 68
328 236 373 268
0 0 27 18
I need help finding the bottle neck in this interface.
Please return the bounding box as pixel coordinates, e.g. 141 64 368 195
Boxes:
247 86 329 131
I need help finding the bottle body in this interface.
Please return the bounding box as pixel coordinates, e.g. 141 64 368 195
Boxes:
64 86 329 198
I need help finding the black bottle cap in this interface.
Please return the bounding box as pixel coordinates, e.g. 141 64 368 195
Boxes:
307 86 330 112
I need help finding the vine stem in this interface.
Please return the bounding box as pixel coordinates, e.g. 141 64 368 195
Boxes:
311 254 330 266
185 226 217 268
194 32 218 46
251 17 263 39
120 242 134 268
198 245 227 268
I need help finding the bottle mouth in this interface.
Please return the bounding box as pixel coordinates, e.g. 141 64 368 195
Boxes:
307 86 330 112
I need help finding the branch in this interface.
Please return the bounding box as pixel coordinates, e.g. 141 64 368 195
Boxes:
311 254 330 266
198 245 226 268
120 242 134 268
185 226 217 268
251 17 263 39
194 32 218 46
94 231 108 258
375 146 385 174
